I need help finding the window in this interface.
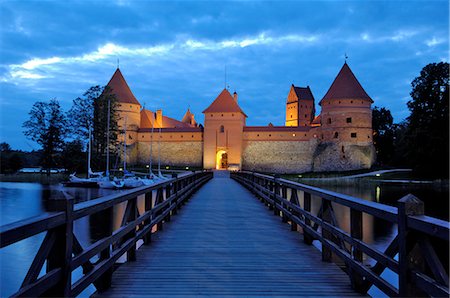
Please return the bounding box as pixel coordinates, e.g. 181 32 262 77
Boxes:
350 100 353 103
327 118 332 124
334 132 339 138
346 117 352 123
220 125 224 133
290 114 293 118
221 114 224 117
269 134 271 137
351 133 357 138
292 133 296 137
305 114 308 118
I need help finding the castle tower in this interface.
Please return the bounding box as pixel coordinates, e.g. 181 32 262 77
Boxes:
319 62 373 143
202 89 247 170
181 108 197 126
285 85 315 127
106 68 141 144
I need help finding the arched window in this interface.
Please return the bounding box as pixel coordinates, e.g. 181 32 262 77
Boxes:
220 125 224 133
327 118 332 124
334 132 339 138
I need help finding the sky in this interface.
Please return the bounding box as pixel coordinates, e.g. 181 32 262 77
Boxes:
0 0 448 150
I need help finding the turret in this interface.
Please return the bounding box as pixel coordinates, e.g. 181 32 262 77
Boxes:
285 84 315 127
105 68 141 144
202 89 247 170
319 62 373 143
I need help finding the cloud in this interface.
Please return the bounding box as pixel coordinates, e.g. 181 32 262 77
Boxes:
359 30 419 43
426 37 445 47
2 32 320 82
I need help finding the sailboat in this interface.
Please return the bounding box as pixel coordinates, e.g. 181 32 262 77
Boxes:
98 98 125 189
121 117 145 188
64 127 104 187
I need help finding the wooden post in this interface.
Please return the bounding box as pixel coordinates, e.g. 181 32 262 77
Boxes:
172 173 178 215
165 182 171 222
156 187 164 231
303 192 313 245
321 199 332 262
96 206 113 291
273 175 280 216
45 198 74 296
281 186 288 223
398 194 425 297
143 190 153 245
290 190 299 232
350 209 364 292
127 197 137 262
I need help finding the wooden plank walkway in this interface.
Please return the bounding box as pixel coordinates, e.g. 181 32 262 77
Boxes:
97 171 362 297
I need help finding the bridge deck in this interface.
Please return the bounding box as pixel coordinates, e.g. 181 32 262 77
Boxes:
97 171 361 297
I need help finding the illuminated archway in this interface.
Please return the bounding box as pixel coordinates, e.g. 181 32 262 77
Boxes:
216 150 228 170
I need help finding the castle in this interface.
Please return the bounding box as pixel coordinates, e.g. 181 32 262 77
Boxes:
106 62 375 173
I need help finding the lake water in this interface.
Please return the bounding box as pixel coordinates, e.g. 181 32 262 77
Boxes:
0 179 448 297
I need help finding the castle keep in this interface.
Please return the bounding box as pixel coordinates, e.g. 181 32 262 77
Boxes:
108 62 375 173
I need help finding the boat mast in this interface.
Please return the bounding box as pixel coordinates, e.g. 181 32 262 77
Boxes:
106 97 110 177
87 126 92 178
123 116 127 172
149 113 154 176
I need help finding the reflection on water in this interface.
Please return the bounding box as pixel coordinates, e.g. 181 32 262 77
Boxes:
0 180 448 297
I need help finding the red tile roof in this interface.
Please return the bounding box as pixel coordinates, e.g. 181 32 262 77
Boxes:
105 68 141 105
203 89 247 117
293 85 314 101
320 62 373 105
140 109 193 129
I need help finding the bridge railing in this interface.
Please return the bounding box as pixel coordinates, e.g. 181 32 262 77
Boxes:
231 171 449 297
0 171 213 297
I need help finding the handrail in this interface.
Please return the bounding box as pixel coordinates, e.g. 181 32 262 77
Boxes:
231 171 449 297
0 171 213 297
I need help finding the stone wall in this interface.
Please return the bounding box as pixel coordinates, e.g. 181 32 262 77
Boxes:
125 141 203 167
242 140 318 173
312 142 376 172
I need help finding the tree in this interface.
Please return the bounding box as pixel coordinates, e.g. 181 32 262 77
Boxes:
61 140 85 173
67 86 100 141
405 62 449 178
372 106 395 165
67 85 120 171
23 99 68 174
0 142 12 152
92 86 120 171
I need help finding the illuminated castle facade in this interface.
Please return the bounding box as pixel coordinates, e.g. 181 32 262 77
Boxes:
107 62 375 173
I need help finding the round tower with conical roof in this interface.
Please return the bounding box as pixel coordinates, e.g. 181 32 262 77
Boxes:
319 62 373 144
106 68 141 144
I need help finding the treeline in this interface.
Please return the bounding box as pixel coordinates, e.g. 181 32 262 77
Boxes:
372 62 449 178
16 86 121 175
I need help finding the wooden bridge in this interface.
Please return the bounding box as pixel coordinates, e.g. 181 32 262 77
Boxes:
0 171 448 297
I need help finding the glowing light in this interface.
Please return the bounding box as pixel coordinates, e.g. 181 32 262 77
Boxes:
185 166 189 170
376 186 381 202
146 165 150 168
292 133 296 137
298 175 303 178
165 166 170 170
375 173 381 177
119 167 123 171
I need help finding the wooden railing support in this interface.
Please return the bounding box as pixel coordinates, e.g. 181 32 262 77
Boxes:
350 209 364 292
143 191 153 245
96 206 113 292
303 192 313 245
398 194 425 297
45 198 74 297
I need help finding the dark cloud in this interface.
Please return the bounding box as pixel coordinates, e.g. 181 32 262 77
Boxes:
0 0 448 149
